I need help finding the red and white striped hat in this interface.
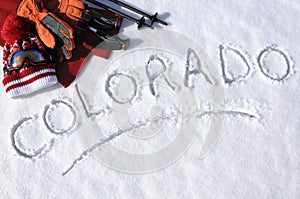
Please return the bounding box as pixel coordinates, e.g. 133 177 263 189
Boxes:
2 33 57 98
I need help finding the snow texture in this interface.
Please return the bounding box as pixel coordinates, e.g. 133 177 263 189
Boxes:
0 0 300 198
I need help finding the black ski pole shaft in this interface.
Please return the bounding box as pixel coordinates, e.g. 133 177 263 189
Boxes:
107 0 168 26
86 0 153 29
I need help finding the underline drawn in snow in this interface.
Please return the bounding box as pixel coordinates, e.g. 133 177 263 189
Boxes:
11 116 55 159
219 44 251 84
185 48 214 87
146 54 176 96
62 119 152 176
62 102 260 176
257 45 293 81
197 110 257 119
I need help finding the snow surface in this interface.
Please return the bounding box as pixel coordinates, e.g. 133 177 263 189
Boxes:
1 0 300 198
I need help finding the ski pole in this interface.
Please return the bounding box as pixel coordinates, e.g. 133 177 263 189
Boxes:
85 0 154 29
107 0 168 26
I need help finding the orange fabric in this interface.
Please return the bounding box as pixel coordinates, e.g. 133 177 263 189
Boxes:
58 0 86 18
55 0 87 27
17 0 56 48
17 0 75 58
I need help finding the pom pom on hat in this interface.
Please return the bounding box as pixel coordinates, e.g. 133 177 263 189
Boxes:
1 14 32 44
0 0 20 46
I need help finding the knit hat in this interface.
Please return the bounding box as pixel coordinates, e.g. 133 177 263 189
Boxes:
2 14 57 98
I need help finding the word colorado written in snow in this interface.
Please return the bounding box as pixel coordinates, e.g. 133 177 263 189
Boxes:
9 43 293 175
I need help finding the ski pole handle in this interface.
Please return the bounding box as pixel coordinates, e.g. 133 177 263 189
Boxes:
88 9 122 30
107 0 168 26
85 0 154 29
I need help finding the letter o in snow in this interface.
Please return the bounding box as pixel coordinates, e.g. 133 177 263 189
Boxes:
257 46 292 81
44 100 77 134
106 73 137 104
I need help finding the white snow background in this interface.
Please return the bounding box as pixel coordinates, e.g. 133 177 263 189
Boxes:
0 0 300 198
